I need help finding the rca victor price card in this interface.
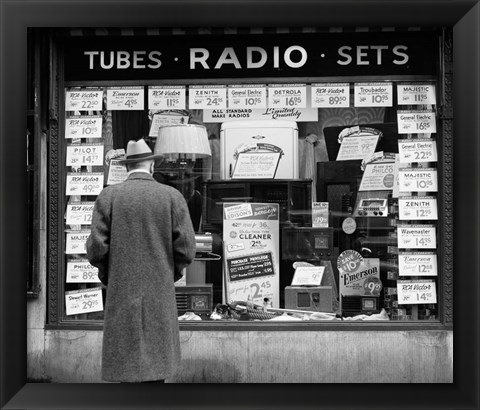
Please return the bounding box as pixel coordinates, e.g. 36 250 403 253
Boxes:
65 88 103 112
397 83 436 105
66 259 100 283
398 139 438 163
397 279 437 304
354 82 393 107
397 224 437 249
398 252 438 276
397 110 437 134
106 86 144 110
311 83 350 108
65 201 95 225
148 85 186 110
398 167 438 192
66 172 104 195
188 85 227 109
66 143 104 166
398 196 438 220
267 84 307 108
65 115 103 139
65 230 91 254
65 287 103 316
227 84 267 109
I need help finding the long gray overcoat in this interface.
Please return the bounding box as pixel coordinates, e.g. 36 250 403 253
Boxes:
86 172 196 382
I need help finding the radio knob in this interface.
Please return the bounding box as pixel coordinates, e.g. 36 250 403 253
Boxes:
379 211 383 215
373 211 378 215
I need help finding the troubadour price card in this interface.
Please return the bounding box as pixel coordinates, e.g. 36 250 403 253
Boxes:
65 201 95 225
223 203 280 307
66 143 104 167
66 259 100 283
66 173 104 195
65 287 103 316
397 110 437 134
65 230 91 254
311 83 350 108
148 86 186 109
398 167 438 192
65 88 103 111
397 279 437 304
189 85 227 109
65 115 103 139
397 224 437 249
106 86 144 110
268 84 307 108
398 139 438 163
354 82 393 107
398 252 438 276
398 196 438 220
227 84 267 109
397 83 436 105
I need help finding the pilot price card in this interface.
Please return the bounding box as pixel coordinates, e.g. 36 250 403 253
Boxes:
65 230 91 254
66 172 104 196
106 86 144 110
65 88 103 112
398 252 438 276
267 84 307 108
66 259 100 283
65 287 103 316
189 85 227 109
398 139 438 163
66 201 95 225
397 279 437 304
397 83 436 106
398 167 438 192
148 85 186 110
227 84 267 109
397 224 437 249
66 143 104 167
398 196 438 220
65 115 103 139
311 83 350 108
397 110 437 134
354 82 393 107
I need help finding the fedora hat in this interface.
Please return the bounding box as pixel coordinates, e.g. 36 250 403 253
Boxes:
118 139 162 164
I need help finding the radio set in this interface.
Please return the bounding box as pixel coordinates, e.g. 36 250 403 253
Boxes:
175 284 213 318
353 198 389 217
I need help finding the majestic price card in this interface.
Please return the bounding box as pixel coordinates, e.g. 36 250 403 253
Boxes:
398 139 438 163
311 83 350 108
66 143 104 166
66 259 100 283
359 162 395 191
65 287 103 316
66 173 104 196
189 85 227 109
398 196 438 220
397 224 437 249
65 88 103 111
106 86 144 110
65 230 91 254
227 84 267 109
398 167 438 192
398 252 438 276
397 279 437 304
268 84 307 108
66 202 95 225
148 86 186 109
397 110 437 134
354 82 393 107
397 83 436 105
65 115 103 139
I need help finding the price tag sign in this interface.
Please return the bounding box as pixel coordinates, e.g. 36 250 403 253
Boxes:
291 266 325 286
106 159 128 185
397 279 437 304
398 196 438 220
148 86 186 109
337 249 363 273
397 83 436 105
359 162 396 191
268 84 307 108
107 86 144 110
66 143 104 166
397 224 436 249
398 139 438 163
354 82 393 107
66 202 95 225
65 230 91 254
312 202 329 228
66 172 104 196
148 113 189 137
311 83 350 108
65 88 103 111
398 252 438 276
397 110 436 134
398 167 438 192
188 85 227 109
337 134 380 161
227 84 267 109
66 259 100 283
339 258 380 296
65 287 104 316
65 115 103 139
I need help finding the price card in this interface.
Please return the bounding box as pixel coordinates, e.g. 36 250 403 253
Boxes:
398 252 438 276
339 258 381 296
398 196 438 220
398 167 438 192
66 201 95 225
188 85 227 109
65 115 103 139
65 88 103 111
66 172 104 196
66 143 104 166
311 83 350 108
148 86 186 109
397 279 437 304
65 230 91 254
312 202 329 228
268 84 307 108
398 139 438 163
65 287 104 316
359 162 396 191
397 110 436 134
227 84 267 109
291 266 325 286
106 159 128 185
397 224 436 249
336 134 380 161
354 82 393 107
107 86 144 110
66 259 100 283
148 113 189 137
397 83 436 105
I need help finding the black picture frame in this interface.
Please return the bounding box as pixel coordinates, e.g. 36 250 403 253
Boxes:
1 1 479 409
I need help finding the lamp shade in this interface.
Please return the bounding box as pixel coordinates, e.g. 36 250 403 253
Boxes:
154 124 211 160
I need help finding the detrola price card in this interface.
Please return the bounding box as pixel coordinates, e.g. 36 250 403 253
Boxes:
397 110 437 134
398 139 438 163
311 83 350 108
65 287 103 316
397 279 437 305
398 196 438 220
66 173 104 196
398 252 438 276
189 85 227 109
65 88 103 111
397 83 436 105
227 84 267 109
398 167 438 192
268 84 307 108
65 115 103 139
354 82 393 107
397 224 437 249
148 86 186 109
107 86 144 110
65 201 95 225
65 230 91 254
66 143 104 166
66 259 100 283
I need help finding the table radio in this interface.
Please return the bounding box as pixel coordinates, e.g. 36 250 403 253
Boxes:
353 198 389 217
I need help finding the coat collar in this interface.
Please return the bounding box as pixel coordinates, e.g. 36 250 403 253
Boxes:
126 172 155 181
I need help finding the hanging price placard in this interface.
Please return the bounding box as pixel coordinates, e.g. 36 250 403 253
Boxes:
397 224 436 249
312 202 329 228
354 82 393 107
148 86 186 109
398 252 438 276
188 85 227 109
397 110 436 134
398 139 437 163
398 167 438 192
397 83 436 105
65 230 91 254
66 143 104 166
106 159 128 185
107 86 144 110
397 279 437 304
398 196 438 220
311 83 350 108
227 84 267 109
66 202 95 225
65 287 104 316
268 84 307 108
66 173 104 196
65 115 103 139
65 88 103 111
66 259 100 283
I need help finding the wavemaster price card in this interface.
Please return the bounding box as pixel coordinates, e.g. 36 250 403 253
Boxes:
65 287 103 316
223 203 280 307
397 224 436 249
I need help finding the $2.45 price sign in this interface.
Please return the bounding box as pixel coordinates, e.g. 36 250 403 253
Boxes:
65 287 103 316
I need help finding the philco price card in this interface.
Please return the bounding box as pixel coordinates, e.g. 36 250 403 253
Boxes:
397 83 436 105
354 82 393 107
398 167 438 192
227 85 267 109
65 287 103 316
66 259 100 283
398 196 438 220
359 162 396 191
65 88 103 111
66 173 104 196
397 110 436 134
311 83 350 108
397 224 436 249
107 86 144 110
66 143 104 166
397 279 437 304
189 85 227 109
65 230 91 254
268 84 307 108
65 115 103 139
398 252 438 276
66 202 95 225
398 139 438 163
148 86 186 109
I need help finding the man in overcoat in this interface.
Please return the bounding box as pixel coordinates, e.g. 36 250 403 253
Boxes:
86 139 196 383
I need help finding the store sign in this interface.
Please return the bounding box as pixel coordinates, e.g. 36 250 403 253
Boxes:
397 110 437 134
65 115 103 139
66 259 100 283
397 224 436 249
65 201 95 225
398 196 438 220
397 279 437 304
398 167 438 192
202 107 318 122
66 143 104 166
398 139 438 163
398 252 438 276
65 287 103 315
66 173 104 195
397 83 436 105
